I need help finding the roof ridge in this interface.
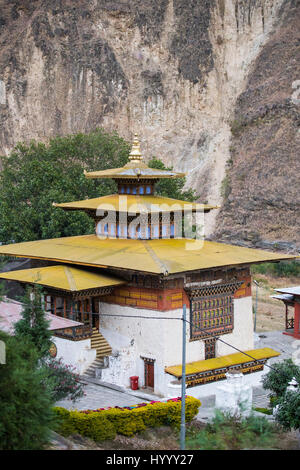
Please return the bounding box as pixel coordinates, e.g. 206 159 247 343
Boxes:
63 266 77 291
140 239 169 276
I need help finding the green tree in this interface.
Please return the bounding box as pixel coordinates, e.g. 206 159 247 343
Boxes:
0 330 55 450
14 285 52 359
148 157 197 201
13 285 86 403
275 390 300 431
262 359 300 404
251 260 300 277
0 129 130 243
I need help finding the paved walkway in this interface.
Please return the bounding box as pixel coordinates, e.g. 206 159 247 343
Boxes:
55 383 151 410
55 330 299 414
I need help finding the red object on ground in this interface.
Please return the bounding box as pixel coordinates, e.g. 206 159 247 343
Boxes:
130 376 139 390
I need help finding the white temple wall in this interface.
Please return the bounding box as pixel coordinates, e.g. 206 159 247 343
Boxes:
216 296 254 357
99 303 180 395
52 336 96 375
99 294 254 397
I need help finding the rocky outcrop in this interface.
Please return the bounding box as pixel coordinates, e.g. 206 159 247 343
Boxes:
0 0 298 245
214 0 300 250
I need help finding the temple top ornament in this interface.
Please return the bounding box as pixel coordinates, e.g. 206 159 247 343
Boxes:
83 133 186 181
128 134 143 162
55 133 218 240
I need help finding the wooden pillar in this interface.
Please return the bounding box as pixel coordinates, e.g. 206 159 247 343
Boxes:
294 302 300 338
89 298 92 328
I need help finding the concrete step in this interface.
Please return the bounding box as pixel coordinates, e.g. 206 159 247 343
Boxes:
81 355 110 379
90 329 112 358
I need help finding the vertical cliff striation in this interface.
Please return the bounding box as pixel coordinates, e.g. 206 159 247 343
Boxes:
0 0 298 246
214 0 300 251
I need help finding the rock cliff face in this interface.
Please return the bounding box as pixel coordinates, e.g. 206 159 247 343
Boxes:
0 0 299 247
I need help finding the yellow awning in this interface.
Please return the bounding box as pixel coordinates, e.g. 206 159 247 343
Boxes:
53 194 217 213
0 265 125 292
0 237 295 275
165 347 280 377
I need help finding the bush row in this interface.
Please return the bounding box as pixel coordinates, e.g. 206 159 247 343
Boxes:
53 396 201 440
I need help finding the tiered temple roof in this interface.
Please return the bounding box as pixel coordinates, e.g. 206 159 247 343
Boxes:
0 133 296 273
0 235 294 276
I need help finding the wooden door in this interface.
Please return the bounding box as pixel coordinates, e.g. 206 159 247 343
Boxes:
144 361 154 389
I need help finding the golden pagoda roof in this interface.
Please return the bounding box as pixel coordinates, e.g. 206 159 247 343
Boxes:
0 236 295 276
165 347 280 377
84 134 185 180
53 194 217 213
0 265 125 292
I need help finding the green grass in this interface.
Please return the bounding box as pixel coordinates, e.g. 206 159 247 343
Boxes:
253 407 273 415
251 261 300 278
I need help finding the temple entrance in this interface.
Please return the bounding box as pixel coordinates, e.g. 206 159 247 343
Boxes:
143 358 155 389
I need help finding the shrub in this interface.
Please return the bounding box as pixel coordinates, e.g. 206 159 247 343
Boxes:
262 359 300 404
220 174 231 199
43 357 85 402
251 260 300 278
186 410 277 450
275 391 300 431
53 396 201 440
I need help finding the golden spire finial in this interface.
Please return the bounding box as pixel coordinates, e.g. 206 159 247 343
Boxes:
129 133 143 162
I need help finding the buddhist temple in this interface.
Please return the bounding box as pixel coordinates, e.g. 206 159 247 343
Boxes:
0 134 295 397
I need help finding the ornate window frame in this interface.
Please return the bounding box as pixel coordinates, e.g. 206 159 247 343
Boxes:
187 281 242 340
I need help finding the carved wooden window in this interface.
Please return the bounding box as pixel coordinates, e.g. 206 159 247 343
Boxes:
188 282 242 340
204 338 216 360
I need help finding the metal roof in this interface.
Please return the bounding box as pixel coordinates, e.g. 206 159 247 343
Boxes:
53 194 217 213
0 236 295 276
0 265 125 292
0 299 83 334
275 286 300 297
84 136 185 180
165 347 280 377
271 294 294 301
84 161 186 180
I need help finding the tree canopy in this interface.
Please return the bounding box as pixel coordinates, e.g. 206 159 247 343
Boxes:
0 330 54 449
14 286 52 358
0 129 129 243
148 157 197 202
262 359 300 403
